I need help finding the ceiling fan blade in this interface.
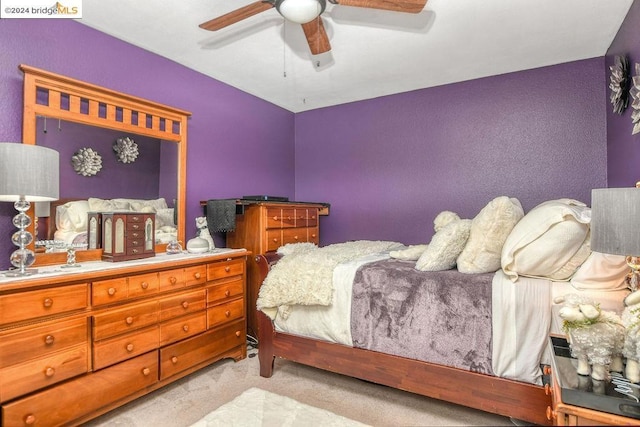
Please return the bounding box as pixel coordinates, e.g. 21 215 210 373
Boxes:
301 18 331 55
199 1 275 31
335 0 426 14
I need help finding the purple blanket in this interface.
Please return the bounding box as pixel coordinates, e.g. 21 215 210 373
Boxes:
351 259 495 375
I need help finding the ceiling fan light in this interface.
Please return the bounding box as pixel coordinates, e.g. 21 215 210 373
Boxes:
276 0 324 24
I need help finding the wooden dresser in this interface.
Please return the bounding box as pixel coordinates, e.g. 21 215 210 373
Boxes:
224 201 328 338
0 250 248 426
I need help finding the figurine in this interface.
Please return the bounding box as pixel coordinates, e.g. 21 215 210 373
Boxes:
195 216 214 251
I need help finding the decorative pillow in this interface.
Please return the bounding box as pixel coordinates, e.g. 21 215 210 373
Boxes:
55 200 90 232
501 199 591 281
155 208 175 228
457 196 524 274
128 198 168 211
88 197 131 212
390 244 429 261
570 252 630 291
434 211 460 232
415 219 472 271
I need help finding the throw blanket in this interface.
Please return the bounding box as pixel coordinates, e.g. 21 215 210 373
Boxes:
257 241 404 319
351 259 495 375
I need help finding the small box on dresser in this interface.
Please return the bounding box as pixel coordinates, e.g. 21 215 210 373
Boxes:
101 212 155 262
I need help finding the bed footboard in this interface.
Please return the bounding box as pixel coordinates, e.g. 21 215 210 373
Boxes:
254 254 552 425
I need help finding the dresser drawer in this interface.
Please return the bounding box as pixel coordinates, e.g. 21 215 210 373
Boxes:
92 300 159 341
308 226 319 244
158 268 186 292
0 284 88 326
0 317 88 368
128 272 160 299
207 258 245 281
159 289 206 321
93 326 159 370
207 278 244 304
184 265 207 287
282 227 308 245
92 277 128 305
304 208 319 227
266 229 282 251
159 320 245 380
160 311 207 347
2 351 158 427
207 298 244 329
0 344 88 402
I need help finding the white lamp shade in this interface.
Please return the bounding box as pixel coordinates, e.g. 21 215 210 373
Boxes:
591 187 640 256
276 0 323 24
0 143 59 202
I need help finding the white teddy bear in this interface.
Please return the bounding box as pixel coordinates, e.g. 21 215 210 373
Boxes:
622 290 640 382
195 216 215 251
555 293 625 381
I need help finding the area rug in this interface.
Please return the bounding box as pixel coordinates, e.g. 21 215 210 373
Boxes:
190 387 369 427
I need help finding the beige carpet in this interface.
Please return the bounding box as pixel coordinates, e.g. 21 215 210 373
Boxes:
190 387 369 426
86 346 515 426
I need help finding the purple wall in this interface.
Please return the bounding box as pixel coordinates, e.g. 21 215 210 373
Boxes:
294 59 609 245
0 20 295 269
606 0 640 187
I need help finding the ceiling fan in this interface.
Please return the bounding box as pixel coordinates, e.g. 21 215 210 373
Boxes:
199 0 428 55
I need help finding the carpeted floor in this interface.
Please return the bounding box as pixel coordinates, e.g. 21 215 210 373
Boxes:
86 345 516 426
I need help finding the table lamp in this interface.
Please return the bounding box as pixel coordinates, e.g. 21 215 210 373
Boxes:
0 143 59 276
591 185 640 290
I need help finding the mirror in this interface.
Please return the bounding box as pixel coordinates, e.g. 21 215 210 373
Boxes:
21 64 190 266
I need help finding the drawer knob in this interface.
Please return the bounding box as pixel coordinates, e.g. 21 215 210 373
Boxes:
24 414 36 425
194 272 201 279
141 281 149 290
310 234 317 238
142 367 151 376
44 334 55 345
125 316 134 325
171 356 178 364
43 298 53 308
126 343 134 352
132 224 140 229
272 238 278 243
182 325 189 332
108 287 117 296
235 331 241 337
224 266 231 273
272 216 279 221
169 276 177 285
182 301 189 309
225 290 231 297
44 367 55 377
294 235 299 240
132 248 139 254
225 310 231 317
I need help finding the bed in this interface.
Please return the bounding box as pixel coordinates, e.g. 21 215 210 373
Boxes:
44 197 178 250
254 198 632 425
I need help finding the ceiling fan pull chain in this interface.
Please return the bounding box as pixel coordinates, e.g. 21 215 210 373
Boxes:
283 21 287 77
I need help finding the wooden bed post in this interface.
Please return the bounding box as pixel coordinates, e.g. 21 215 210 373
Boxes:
258 311 276 377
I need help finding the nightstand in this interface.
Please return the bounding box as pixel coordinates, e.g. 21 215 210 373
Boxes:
547 335 640 425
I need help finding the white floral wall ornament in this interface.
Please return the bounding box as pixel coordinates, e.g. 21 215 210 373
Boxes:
71 147 102 176
113 136 139 164
609 55 630 115
630 62 640 135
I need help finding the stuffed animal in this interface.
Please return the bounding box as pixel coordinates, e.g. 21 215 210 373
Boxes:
555 293 625 381
622 290 640 382
195 216 215 251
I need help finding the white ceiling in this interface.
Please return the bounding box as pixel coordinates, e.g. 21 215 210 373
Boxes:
79 0 634 113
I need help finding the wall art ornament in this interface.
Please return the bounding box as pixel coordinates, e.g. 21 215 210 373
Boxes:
71 147 102 176
609 55 630 115
630 62 640 135
113 136 139 163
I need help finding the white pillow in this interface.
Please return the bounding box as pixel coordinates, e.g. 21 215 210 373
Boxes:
457 196 524 274
390 244 429 261
128 198 168 211
570 252 630 291
415 220 471 271
501 199 591 281
55 200 90 232
88 197 131 212
155 208 175 228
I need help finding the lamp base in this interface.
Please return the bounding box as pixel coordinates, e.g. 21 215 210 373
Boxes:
626 256 640 291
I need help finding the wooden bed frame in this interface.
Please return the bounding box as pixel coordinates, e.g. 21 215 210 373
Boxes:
254 253 553 425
